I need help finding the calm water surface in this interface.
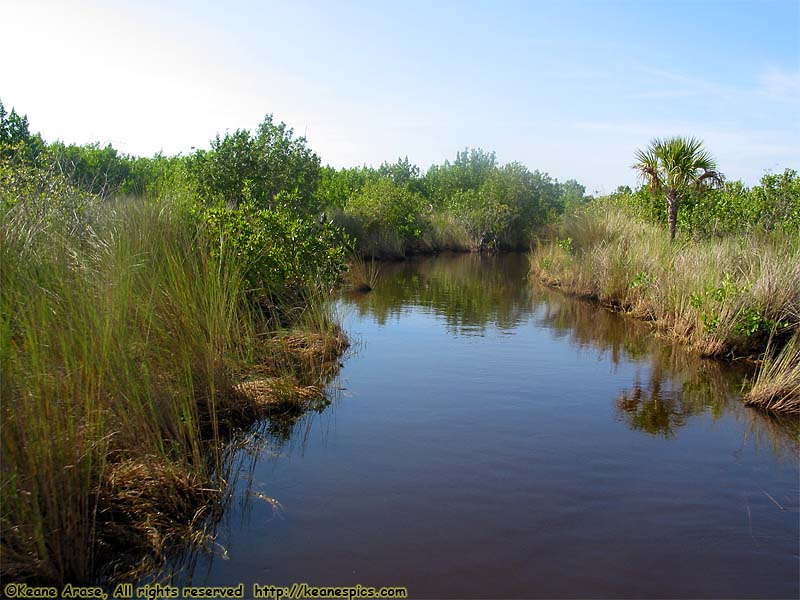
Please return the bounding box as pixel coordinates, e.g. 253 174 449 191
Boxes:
165 254 799 598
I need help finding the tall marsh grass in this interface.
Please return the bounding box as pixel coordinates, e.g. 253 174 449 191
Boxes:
344 253 381 292
530 206 800 411
745 332 800 414
0 197 345 583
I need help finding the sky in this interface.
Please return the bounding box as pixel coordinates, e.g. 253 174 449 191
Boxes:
1 0 798 194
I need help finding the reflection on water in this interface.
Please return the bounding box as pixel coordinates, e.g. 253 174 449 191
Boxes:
345 252 533 333
618 381 709 438
349 253 791 444
149 252 798 599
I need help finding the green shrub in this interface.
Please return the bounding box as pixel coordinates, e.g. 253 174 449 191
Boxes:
187 115 321 215
202 202 348 306
0 157 98 241
344 178 427 243
446 163 564 249
605 169 800 237
320 148 583 254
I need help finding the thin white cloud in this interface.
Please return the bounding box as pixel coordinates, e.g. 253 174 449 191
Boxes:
629 90 698 99
758 68 800 102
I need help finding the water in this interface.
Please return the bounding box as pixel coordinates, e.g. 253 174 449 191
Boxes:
165 253 799 598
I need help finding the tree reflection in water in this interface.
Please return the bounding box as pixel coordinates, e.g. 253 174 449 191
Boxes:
343 252 533 334
344 252 795 446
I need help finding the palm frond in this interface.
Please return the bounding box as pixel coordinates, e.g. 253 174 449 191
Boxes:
696 169 724 190
632 145 662 193
632 136 720 193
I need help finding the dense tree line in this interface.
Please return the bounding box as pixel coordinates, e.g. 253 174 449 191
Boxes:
2 100 591 259
318 149 589 255
8 100 794 262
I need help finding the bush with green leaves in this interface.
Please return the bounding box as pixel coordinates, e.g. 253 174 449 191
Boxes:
187 115 321 215
201 202 348 306
321 149 583 255
44 141 134 197
424 148 498 206
445 163 564 248
317 165 373 209
343 177 427 242
44 142 185 199
0 157 99 246
605 169 800 237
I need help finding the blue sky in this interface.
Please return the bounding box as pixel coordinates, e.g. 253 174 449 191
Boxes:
1 0 798 193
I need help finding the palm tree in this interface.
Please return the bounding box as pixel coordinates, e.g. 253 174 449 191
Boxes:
632 137 723 241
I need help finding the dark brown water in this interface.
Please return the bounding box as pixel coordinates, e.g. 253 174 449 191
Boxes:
161 253 799 598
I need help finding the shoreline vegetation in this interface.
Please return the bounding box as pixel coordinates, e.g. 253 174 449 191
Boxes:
1 105 352 585
529 160 799 413
1 103 798 585
1 192 350 584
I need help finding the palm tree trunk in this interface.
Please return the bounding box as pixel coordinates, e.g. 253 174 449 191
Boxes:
666 190 678 241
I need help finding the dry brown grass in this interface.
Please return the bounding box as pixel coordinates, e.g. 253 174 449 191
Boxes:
531 208 800 358
94 458 220 580
232 377 323 410
745 333 800 414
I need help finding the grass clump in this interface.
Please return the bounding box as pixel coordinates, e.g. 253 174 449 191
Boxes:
344 253 381 291
0 184 347 584
745 332 800 414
